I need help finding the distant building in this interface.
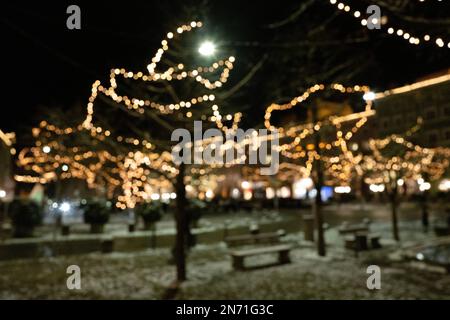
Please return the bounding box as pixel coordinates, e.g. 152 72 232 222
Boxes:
373 70 450 147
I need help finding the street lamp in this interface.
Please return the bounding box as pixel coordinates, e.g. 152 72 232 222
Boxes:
43 146 51 154
419 182 431 192
369 184 385 193
334 186 351 194
60 202 71 213
0 190 7 231
241 181 251 189
198 41 216 56
363 91 376 101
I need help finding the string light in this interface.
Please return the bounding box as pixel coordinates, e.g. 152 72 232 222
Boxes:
363 120 450 186
328 0 450 49
12 19 450 208
0 130 15 148
374 71 450 100
15 22 245 209
263 83 373 175
264 83 371 133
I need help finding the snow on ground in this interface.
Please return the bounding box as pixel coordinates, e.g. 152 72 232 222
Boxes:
1 202 449 299
1 223 450 299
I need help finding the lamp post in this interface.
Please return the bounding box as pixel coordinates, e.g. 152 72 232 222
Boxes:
312 101 326 257
0 190 6 236
0 190 11 242
419 174 431 232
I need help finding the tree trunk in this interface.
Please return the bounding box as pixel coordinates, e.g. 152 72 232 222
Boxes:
174 163 187 282
314 171 326 256
421 191 429 231
390 191 400 242
151 223 157 248
0 202 5 230
312 102 326 257
274 194 279 211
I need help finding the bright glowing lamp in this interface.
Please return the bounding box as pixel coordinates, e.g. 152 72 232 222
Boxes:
151 193 160 201
419 182 431 192
198 41 216 56
335 186 351 194
241 181 251 189
60 202 71 213
363 92 376 101
206 189 214 199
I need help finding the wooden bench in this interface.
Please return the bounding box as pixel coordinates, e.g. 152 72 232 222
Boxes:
0 223 12 241
338 224 369 235
369 233 381 249
225 230 284 247
434 226 450 237
344 232 381 255
344 235 357 250
230 244 292 270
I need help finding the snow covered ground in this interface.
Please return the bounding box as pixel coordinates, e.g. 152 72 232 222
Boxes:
1 223 449 299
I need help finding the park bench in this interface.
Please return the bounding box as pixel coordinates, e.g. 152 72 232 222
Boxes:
229 244 292 270
0 223 12 241
369 233 381 249
225 230 285 247
344 232 381 255
338 220 381 252
338 223 370 235
434 226 450 237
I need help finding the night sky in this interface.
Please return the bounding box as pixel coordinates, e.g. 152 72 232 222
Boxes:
2 0 450 137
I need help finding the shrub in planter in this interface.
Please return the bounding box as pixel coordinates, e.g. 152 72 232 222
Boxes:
61 225 71 236
186 199 207 228
9 199 42 238
81 200 111 234
135 202 162 230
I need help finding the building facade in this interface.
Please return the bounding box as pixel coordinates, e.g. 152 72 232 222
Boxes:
373 71 450 148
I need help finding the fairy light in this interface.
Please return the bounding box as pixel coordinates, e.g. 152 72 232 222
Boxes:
264 83 371 133
16 20 449 207
0 130 15 148
81 21 240 136
363 120 450 187
374 71 450 100
260 80 376 188
263 82 373 179
327 0 450 49
16 22 245 209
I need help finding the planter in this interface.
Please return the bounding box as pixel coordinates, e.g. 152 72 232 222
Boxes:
143 221 155 231
90 224 105 234
249 223 260 235
101 238 114 253
136 203 162 232
303 214 315 242
0 223 12 240
61 225 70 236
191 220 200 229
434 226 450 237
81 201 111 233
13 226 34 238
9 200 42 239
